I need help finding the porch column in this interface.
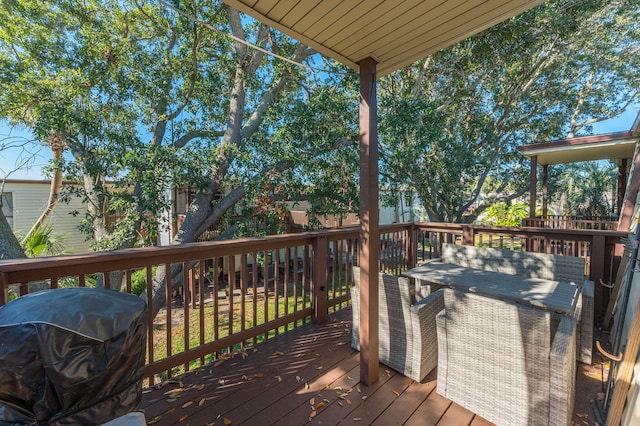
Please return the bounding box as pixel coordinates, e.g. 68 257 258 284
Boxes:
620 150 640 232
617 158 628 216
358 56 380 386
542 164 548 219
529 155 538 218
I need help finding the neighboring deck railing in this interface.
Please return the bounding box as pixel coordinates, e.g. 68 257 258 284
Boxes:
522 216 618 230
0 222 625 383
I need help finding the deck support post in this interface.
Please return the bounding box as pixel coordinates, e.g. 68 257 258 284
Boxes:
542 164 548 220
529 155 538 218
358 56 379 386
617 159 627 216
591 234 606 324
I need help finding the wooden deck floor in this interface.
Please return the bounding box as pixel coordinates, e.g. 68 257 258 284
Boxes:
140 308 606 426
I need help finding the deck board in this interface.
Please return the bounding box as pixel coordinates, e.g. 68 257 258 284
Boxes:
140 307 604 426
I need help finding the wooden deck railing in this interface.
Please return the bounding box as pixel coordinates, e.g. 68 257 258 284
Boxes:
0 222 626 383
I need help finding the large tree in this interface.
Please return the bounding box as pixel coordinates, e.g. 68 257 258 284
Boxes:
379 0 640 223
0 0 359 315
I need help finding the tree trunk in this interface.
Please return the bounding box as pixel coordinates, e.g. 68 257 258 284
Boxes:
22 134 64 244
0 208 26 260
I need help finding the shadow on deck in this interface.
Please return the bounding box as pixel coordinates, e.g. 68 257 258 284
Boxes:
140 308 605 426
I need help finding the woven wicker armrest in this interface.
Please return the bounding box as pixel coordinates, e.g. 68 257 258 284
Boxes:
578 280 594 364
550 315 577 426
350 286 360 351
409 289 444 380
350 267 442 383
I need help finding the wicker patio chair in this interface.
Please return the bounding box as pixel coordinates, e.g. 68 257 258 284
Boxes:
424 243 593 364
351 267 444 382
436 288 577 426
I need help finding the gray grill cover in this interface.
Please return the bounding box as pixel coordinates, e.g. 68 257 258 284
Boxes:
0 288 147 425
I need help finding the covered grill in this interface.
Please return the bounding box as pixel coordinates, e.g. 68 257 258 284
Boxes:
0 287 147 425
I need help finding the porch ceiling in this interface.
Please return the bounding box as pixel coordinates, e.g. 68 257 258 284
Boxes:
220 0 546 76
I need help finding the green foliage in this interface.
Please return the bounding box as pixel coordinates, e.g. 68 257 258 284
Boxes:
131 268 154 296
482 202 529 227
379 0 639 223
546 161 616 218
20 224 66 257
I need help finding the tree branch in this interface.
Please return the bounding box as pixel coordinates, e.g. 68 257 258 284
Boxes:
173 129 225 148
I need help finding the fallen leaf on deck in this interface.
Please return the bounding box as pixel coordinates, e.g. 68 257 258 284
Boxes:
338 401 344 407
223 418 232 425
164 388 184 395
576 413 587 418
316 366 323 370
325 384 329 389
199 398 206 406
274 351 284 356
218 379 226 385
179 414 188 422
182 401 193 408
362 396 368 400
346 399 352 406
305 383 310 389
276 376 282 382
197 384 205 391
353 417 362 421
147 416 162 424
296 376 302 382
214 359 225 367
316 402 326 409
255 373 265 378
392 390 400 397
310 398 315 406
385 370 391 378
166 407 176 414
309 411 317 419
357 386 361 393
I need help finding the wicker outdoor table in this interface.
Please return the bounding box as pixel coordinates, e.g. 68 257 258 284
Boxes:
403 261 582 319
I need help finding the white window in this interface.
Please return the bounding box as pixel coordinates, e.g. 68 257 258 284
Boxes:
1 192 13 230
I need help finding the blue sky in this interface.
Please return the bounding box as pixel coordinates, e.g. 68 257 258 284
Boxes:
1 107 638 180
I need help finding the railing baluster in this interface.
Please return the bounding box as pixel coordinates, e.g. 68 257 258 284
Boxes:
228 255 235 350
165 263 172 379
146 266 154 386
182 261 190 372
282 247 291 331
213 257 219 345
198 260 205 366
273 249 280 336
251 251 258 343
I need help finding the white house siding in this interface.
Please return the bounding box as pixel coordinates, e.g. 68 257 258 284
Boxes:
2 180 92 254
